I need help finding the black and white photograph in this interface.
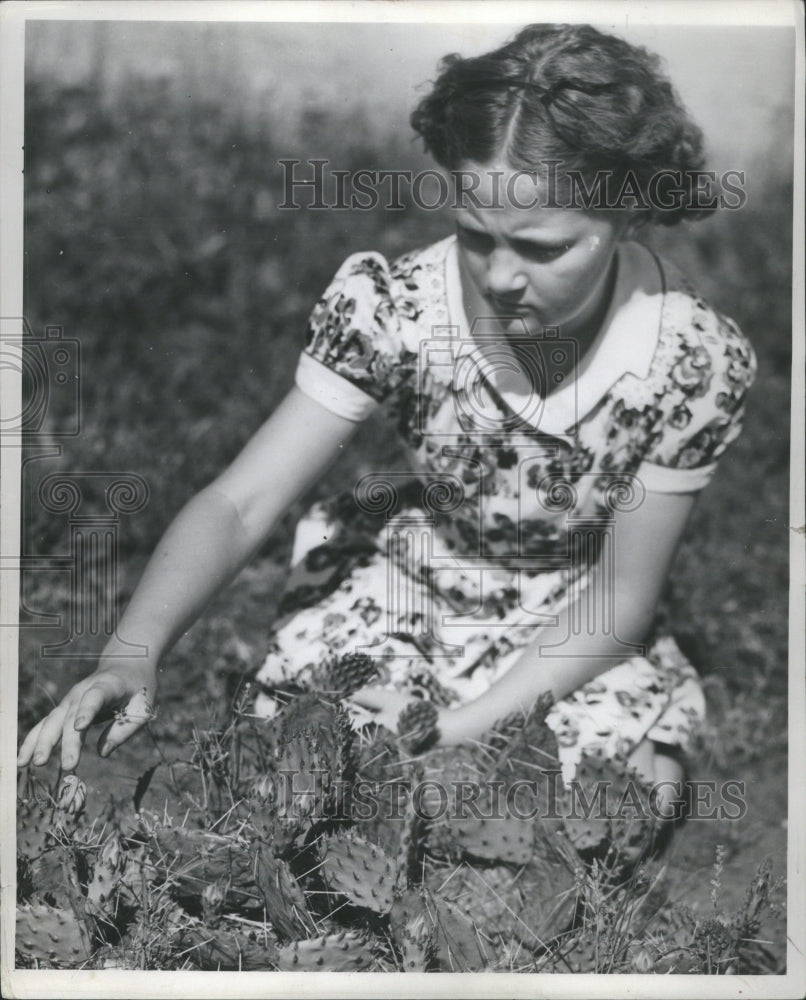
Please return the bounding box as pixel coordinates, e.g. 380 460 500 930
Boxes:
1 1 804 996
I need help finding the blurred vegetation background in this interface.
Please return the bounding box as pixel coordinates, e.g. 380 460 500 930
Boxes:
19 20 794 757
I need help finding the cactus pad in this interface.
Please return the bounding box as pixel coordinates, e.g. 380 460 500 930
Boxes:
272 728 347 824
390 888 437 972
277 930 376 971
397 700 440 754
319 831 396 914
452 814 535 866
86 835 125 915
253 847 311 941
431 898 487 971
150 825 263 911
16 903 89 967
16 797 55 860
561 749 654 867
179 917 278 970
312 651 380 697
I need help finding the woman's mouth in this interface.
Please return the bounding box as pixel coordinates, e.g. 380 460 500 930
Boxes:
488 295 532 316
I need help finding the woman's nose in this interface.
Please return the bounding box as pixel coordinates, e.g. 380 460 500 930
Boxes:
485 249 528 298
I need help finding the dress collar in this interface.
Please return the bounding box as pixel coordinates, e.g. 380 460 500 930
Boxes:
444 237 664 436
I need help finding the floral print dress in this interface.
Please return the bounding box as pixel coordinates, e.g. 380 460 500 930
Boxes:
253 235 756 782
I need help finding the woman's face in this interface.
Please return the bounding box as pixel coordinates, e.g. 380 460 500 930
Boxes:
453 162 630 342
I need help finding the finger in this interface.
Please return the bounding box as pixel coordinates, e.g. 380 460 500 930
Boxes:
98 687 154 757
350 686 392 709
17 718 46 767
61 705 88 772
374 709 401 732
29 702 72 766
74 683 117 731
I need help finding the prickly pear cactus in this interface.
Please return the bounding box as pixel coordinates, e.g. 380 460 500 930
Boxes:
431 833 579 951
149 825 263 912
178 917 279 970
430 897 487 972
201 879 229 929
446 814 535 866
355 726 400 784
397 699 440 754
276 930 377 972
425 773 536 867
390 886 487 971
18 774 87 856
16 903 89 967
16 795 56 861
86 835 125 917
389 887 438 972
311 651 380 697
14 682 696 972
55 775 87 817
249 696 355 834
271 728 347 824
319 831 396 914
395 767 430 890
488 693 560 767
561 749 654 870
276 692 351 747
253 847 311 941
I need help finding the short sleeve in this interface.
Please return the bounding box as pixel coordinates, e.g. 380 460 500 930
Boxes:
637 308 757 494
294 252 403 422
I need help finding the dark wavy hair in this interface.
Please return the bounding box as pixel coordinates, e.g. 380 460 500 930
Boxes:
410 24 711 226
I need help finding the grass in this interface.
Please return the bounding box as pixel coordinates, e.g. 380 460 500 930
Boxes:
16 72 792 971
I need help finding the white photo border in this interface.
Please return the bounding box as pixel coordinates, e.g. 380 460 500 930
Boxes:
1 2 803 998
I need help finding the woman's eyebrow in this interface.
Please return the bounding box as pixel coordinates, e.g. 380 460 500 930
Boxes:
455 221 572 249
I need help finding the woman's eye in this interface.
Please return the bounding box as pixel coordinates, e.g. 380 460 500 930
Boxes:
456 227 494 253
513 242 570 263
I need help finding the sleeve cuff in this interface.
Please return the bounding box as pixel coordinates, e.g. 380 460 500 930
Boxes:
294 352 379 422
636 459 718 494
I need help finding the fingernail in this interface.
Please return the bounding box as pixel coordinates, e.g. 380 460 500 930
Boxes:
33 754 45 765
74 717 87 729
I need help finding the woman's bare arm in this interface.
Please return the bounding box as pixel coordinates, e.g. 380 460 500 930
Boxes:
17 387 359 770
436 488 699 744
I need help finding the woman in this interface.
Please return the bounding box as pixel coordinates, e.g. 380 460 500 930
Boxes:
18 25 756 813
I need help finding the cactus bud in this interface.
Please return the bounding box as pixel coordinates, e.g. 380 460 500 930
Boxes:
631 948 654 973
101 835 122 870
55 775 86 817
397 700 440 754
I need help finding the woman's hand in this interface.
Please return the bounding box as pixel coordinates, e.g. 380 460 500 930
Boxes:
349 686 470 747
16 657 158 772
349 686 416 732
